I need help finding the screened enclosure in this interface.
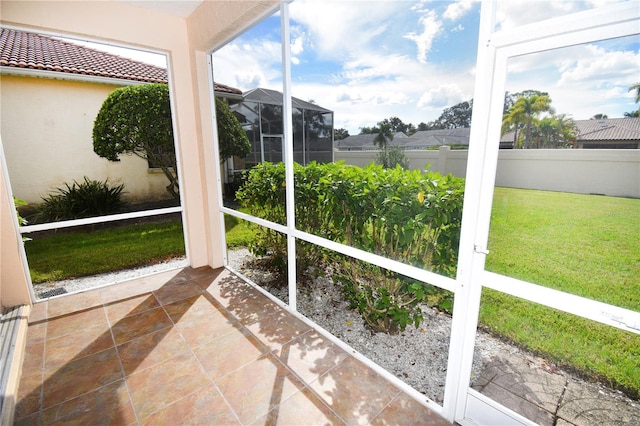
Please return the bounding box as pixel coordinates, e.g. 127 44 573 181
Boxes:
231 88 333 168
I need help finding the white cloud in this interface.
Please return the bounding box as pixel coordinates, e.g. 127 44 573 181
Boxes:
495 0 625 31
213 40 283 92
404 9 442 63
417 84 465 109
444 1 474 21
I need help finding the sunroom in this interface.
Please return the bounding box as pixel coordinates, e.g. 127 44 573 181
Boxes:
1 1 638 425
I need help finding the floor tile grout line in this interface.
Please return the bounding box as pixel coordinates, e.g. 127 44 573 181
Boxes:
105 298 146 426
216 297 351 425
368 388 404 425
130 286 243 423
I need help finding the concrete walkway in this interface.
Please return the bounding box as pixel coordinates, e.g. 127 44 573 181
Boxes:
472 351 639 425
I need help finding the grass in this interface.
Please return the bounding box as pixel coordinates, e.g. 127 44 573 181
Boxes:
26 221 186 283
224 213 255 248
24 189 639 396
484 187 640 396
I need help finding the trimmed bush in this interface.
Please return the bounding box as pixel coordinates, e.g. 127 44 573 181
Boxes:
37 177 125 222
236 162 464 332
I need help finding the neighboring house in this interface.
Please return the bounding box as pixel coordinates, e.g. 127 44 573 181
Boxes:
231 87 334 169
0 27 242 206
336 128 470 151
573 118 640 149
338 118 640 151
500 117 640 149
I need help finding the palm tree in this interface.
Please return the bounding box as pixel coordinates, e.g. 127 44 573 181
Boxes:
502 94 553 149
537 114 576 148
373 122 394 149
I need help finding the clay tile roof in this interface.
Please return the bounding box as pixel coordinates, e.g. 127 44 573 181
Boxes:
0 27 242 95
0 27 167 83
575 118 640 141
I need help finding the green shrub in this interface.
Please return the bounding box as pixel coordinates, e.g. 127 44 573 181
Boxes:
376 146 410 169
37 177 125 222
236 162 464 332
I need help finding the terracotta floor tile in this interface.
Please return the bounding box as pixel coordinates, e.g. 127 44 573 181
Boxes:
26 322 47 344
41 380 136 426
29 302 48 324
226 289 286 326
141 384 239 425
183 265 224 282
117 327 188 375
175 309 240 348
22 340 45 376
126 351 211 419
216 353 304 425
46 307 109 340
277 330 348 385
308 356 400 425
42 348 122 409
47 290 102 319
193 326 265 380
44 326 115 370
14 371 42 420
110 306 173 345
162 293 225 324
203 269 255 307
153 280 204 305
244 310 312 354
13 412 40 426
254 386 346 426
104 293 160 323
371 393 448 425
99 274 171 304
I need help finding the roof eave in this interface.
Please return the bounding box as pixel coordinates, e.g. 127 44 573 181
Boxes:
0 66 159 87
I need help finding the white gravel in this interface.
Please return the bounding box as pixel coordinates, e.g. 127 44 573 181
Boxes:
32 257 189 298
227 248 515 404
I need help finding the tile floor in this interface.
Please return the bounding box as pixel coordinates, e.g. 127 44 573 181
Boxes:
14 266 449 425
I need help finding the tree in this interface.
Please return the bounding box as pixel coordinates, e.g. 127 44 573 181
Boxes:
535 114 576 149
93 83 179 198
502 93 553 149
377 146 410 169
334 128 350 140
624 110 639 118
591 113 608 119
216 98 251 163
434 100 473 129
359 126 378 135
373 122 394 149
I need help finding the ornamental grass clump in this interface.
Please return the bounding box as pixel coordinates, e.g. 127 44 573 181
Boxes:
37 177 125 222
236 161 464 332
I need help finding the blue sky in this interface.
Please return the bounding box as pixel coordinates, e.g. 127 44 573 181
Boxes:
73 1 639 135
212 0 639 134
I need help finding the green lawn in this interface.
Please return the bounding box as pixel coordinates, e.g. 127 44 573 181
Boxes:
484 188 639 396
24 189 639 396
26 221 186 283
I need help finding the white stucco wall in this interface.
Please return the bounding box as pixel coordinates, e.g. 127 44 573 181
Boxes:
0 75 172 205
0 0 281 295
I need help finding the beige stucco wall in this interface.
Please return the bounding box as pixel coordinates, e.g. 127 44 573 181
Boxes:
0 0 282 302
0 147 31 308
0 75 171 206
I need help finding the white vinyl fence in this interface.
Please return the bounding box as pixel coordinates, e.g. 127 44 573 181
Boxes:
335 146 640 198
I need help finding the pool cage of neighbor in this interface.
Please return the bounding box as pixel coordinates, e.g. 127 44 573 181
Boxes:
230 87 334 169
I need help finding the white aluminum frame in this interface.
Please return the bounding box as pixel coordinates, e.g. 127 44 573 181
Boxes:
2 28 190 300
450 1 640 424
210 1 640 424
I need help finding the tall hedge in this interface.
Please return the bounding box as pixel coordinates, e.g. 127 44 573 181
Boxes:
236 162 465 332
